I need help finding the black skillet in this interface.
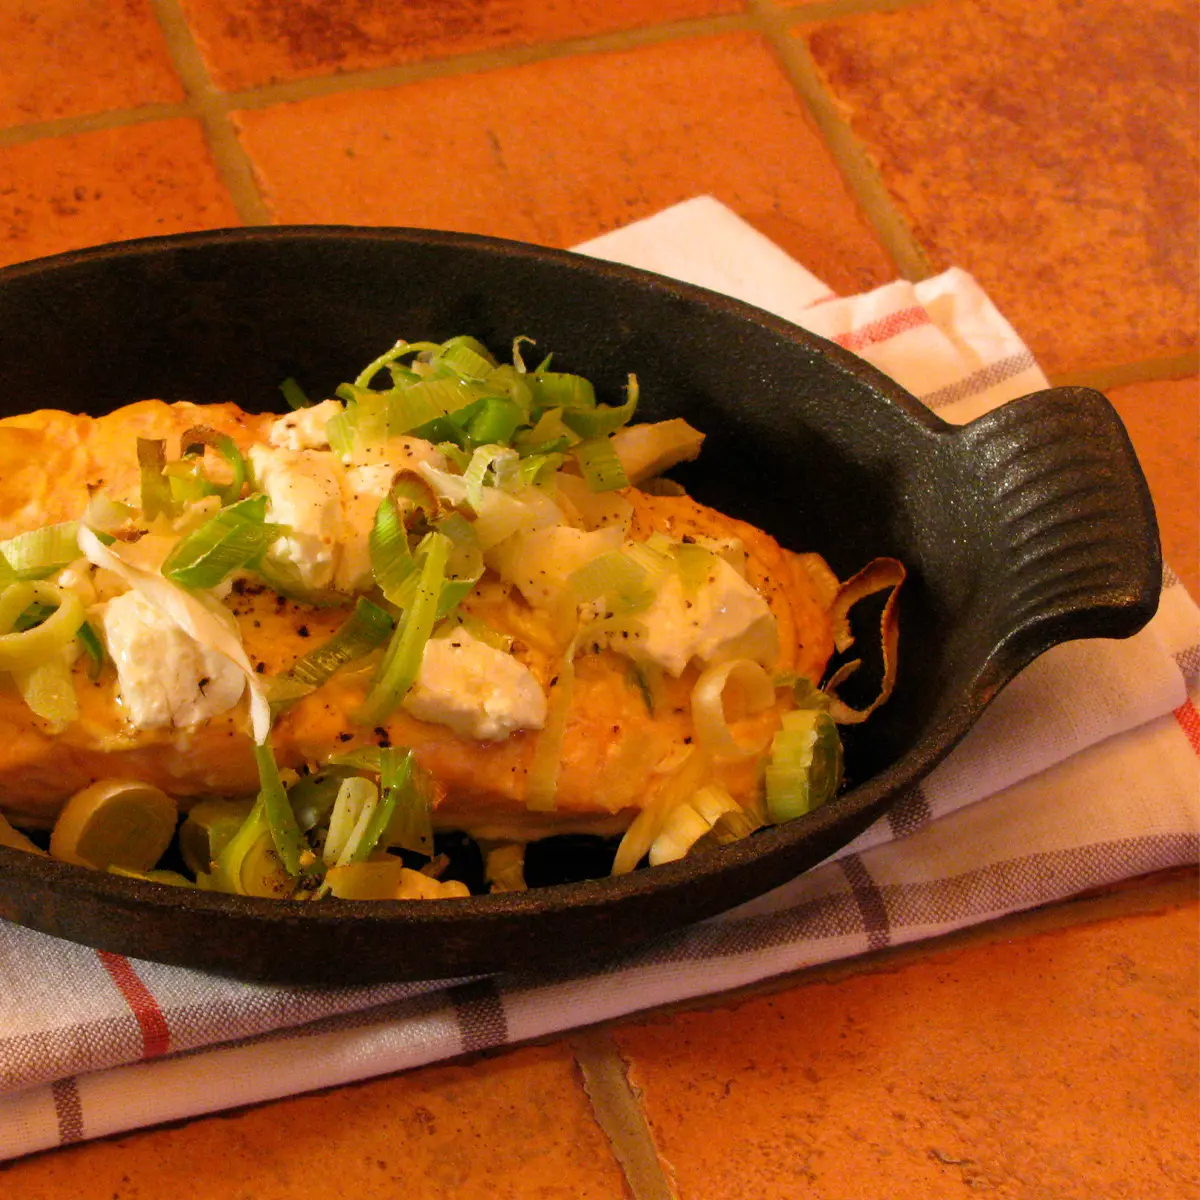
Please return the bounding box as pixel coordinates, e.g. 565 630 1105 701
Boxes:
0 228 1160 983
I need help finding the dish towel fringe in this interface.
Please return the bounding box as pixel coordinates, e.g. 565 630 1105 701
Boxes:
1 197 1196 1160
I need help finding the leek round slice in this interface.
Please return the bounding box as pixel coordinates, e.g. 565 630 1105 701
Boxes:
179 796 255 875
690 658 777 762
0 582 85 671
50 780 178 872
764 708 844 822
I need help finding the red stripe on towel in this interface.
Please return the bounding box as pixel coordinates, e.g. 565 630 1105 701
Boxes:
1174 699 1200 756
96 952 170 1059
833 306 930 352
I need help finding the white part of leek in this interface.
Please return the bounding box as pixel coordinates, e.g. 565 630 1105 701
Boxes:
690 658 776 761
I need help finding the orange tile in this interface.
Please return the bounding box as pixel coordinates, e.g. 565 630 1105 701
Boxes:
615 902 1200 1199
180 0 744 91
801 0 1198 377
4 1044 628 1199
234 33 895 294
0 121 239 270
0 1 183 130
1106 375 1200 598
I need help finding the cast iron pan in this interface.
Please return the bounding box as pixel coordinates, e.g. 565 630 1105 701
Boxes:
0 228 1161 983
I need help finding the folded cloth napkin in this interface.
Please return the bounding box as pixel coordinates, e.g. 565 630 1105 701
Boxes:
1 197 1196 1160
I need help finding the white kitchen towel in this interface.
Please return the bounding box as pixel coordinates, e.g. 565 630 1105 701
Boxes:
1 197 1196 1160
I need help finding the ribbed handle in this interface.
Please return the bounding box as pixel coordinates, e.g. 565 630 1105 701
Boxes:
953 386 1161 676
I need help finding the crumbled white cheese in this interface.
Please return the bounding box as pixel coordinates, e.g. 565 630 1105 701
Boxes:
402 628 546 741
267 399 344 451
595 556 778 676
248 445 342 591
102 590 245 730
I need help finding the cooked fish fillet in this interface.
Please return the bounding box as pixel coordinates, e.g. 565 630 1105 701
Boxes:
0 403 835 840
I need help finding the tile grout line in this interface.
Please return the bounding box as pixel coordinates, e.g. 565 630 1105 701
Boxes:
1048 351 1200 391
571 1031 679 1200
217 12 755 112
0 103 198 151
145 0 271 226
747 0 933 281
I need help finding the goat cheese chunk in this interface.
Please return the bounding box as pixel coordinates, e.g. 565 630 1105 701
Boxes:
248 445 342 592
266 399 344 451
402 628 547 742
102 590 245 730
598 555 778 677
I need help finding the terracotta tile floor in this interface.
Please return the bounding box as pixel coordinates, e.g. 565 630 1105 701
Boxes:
0 0 1196 1195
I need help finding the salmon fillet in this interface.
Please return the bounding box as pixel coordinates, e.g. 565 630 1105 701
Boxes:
0 402 836 841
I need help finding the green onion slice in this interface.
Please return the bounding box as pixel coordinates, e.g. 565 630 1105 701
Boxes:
161 494 280 590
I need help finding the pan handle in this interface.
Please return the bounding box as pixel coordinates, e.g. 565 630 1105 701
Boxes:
951 385 1161 680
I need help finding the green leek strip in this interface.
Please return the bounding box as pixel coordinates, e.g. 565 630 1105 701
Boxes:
161 494 279 589
326 746 383 773
288 597 394 689
348 746 404 861
461 444 510 511
369 493 417 605
518 451 566 487
379 747 434 857
76 620 105 677
0 582 85 670
561 376 639 439
438 337 496 380
764 709 844 823
572 437 629 493
386 386 444 436
530 371 595 410
466 397 523 447
516 407 576 455
565 550 654 616
355 531 450 726
353 340 440 389
180 426 249 506
525 632 582 812
254 741 305 877
197 796 290 897
485 363 533 417
279 377 312 410
0 521 81 581
137 438 174 519
673 542 720 593
165 459 216 507
325 406 356 458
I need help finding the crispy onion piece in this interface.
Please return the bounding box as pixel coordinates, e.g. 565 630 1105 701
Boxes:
824 557 906 725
